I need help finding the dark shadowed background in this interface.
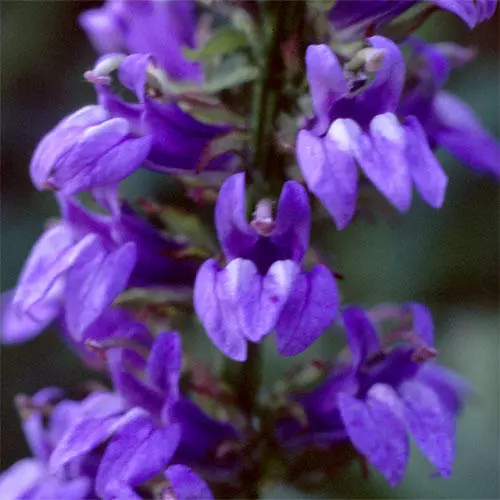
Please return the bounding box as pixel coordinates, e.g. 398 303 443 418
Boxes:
1 2 499 498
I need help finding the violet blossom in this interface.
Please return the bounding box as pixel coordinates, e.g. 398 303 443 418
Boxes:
399 39 500 177
1 194 198 345
194 173 339 361
79 0 202 83
0 388 98 500
278 304 470 486
50 328 234 499
297 36 447 229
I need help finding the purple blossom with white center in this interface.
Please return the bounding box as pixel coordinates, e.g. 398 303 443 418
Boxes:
79 0 202 83
1 194 198 345
278 304 470 486
194 173 339 361
399 39 500 177
328 0 498 38
297 36 448 229
0 388 97 500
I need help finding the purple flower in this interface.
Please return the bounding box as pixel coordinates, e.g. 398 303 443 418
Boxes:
1 214 135 344
278 304 469 486
30 105 152 195
95 410 213 500
1 194 198 344
297 37 448 229
399 39 500 177
194 173 339 361
87 53 234 175
105 328 240 476
79 0 202 82
0 388 97 500
50 328 235 498
328 0 498 37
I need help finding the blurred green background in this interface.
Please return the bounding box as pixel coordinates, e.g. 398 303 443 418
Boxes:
1 2 498 498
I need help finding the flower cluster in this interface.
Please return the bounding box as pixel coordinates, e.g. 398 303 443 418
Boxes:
1 1 498 498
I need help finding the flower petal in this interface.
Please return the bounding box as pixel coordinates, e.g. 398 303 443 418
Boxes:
399 379 455 477
143 100 230 173
305 44 348 130
358 113 412 212
328 1 415 33
27 475 91 500
65 239 137 338
215 173 256 260
194 259 247 361
30 106 108 190
417 363 471 415
343 306 380 369
110 369 164 417
361 36 406 115
297 125 359 230
404 116 447 208
247 260 301 342
338 387 409 486
118 53 151 102
53 119 152 195
96 411 180 496
273 181 312 261
276 264 338 356
220 258 261 342
106 321 162 415
405 302 435 346
432 91 500 177
0 458 44 500
12 224 73 311
165 465 214 500
146 331 182 404
49 392 127 472
207 258 300 345
1 290 60 344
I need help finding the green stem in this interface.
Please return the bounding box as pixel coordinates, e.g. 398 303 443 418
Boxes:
249 1 286 189
239 342 262 416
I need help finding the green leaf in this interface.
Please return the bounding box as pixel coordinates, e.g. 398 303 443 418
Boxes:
178 98 246 128
202 65 259 93
158 206 219 252
114 286 193 307
159 64 258 96
184 26 250 62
